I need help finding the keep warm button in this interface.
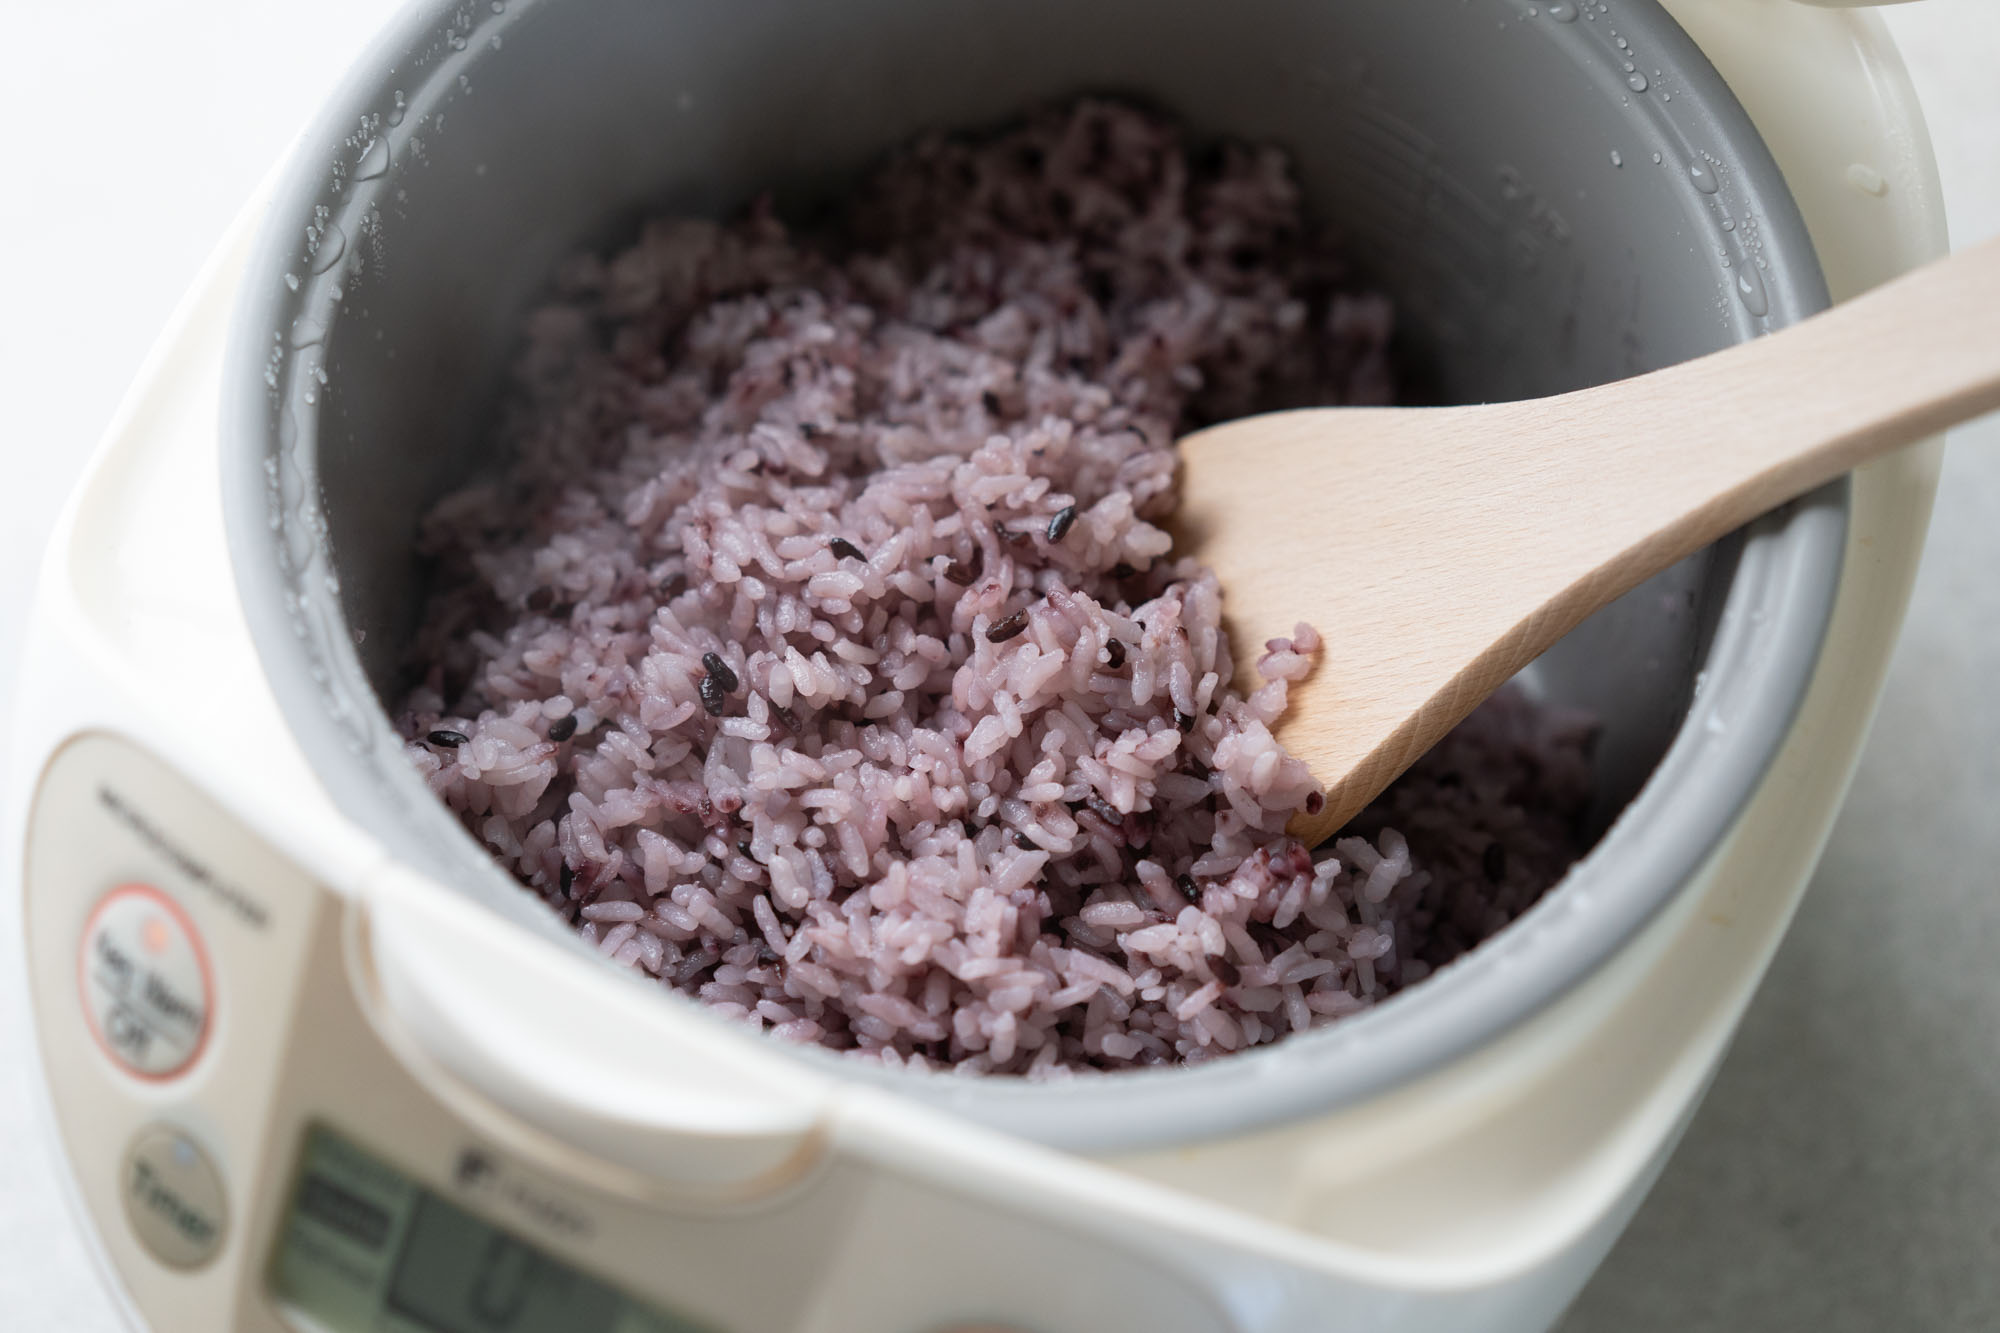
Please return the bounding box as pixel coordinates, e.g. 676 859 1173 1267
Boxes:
123 1126 228 1270
80 884 212 1079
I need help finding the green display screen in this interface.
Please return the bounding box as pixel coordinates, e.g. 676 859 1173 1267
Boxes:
269 1126 714 1333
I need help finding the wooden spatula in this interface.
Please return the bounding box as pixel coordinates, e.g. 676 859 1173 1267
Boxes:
1177 234 2000 845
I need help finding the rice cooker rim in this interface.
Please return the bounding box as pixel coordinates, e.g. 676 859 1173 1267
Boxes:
218 0 1842 1154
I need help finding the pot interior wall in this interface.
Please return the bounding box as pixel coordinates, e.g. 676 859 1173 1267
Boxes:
237 0 1834 1148
319 0 1771 835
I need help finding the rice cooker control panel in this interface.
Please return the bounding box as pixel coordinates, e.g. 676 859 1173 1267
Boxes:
22 732 1243 1333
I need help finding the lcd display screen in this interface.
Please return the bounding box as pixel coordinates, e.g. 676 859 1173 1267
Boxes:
269 1125 713 1333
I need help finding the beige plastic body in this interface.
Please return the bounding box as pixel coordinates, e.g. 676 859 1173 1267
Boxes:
5 1 1946 1331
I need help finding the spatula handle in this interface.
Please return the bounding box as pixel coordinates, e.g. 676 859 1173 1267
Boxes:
1562 232 2000 570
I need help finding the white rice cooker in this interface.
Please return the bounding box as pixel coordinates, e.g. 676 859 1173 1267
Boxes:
5 1 1949 1329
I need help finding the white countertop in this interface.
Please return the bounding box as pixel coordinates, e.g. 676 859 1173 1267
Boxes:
2 4 1995 1330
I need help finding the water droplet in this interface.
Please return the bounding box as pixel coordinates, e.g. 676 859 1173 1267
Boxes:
387 90 406 127
1689 161 1720 194
491 0 505 10
310 223 346 273
1734 265 1769 317
450 34 467 51
1615 35 1629 49
289 315 327 348
1652 152 1663 165
1846 163 1889 197
354 137 390 180
1610 150 1623 168
303 387 318 405
315 366 329 386
1623 60 1636 73
1626 72 1649 92
283 273 300 291
1548 1 1578 18
1721 218 1736 232
490 34 502 50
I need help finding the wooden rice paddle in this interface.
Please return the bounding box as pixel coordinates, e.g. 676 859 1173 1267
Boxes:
1177 234 2000 845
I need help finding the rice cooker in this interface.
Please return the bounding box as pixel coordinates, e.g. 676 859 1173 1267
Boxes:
5 0 1949 1329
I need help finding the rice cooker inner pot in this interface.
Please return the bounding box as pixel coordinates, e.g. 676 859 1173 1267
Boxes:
223 0 1842 1153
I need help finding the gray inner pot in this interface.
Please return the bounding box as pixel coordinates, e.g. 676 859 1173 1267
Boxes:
223 0 1843 1154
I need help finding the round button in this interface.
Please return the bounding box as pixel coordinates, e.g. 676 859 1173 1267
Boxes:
122 1126 228 1270
79 883 213 1079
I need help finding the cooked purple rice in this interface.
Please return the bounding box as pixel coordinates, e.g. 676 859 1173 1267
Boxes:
394 99 1596 1078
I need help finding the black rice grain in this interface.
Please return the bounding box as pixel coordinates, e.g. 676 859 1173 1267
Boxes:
986 610 1029 643
702 651 740 693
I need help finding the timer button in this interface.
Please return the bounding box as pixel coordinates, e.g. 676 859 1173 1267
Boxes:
79 883 212 1080
123 1126 228 1270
